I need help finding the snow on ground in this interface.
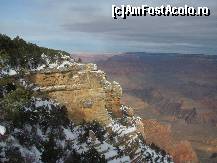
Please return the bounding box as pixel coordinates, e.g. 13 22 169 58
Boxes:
108 156 130 163
0 53 75 77
0 53 173 162
34 53 74 71
0 98 173 163
108 121 136 137
0 125 6 135
1 68 17 76
34 98 57 108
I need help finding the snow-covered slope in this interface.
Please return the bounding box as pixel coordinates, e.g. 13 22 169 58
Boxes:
0 96 173 163
0 53 74 77
31 53 74 71
0 52 174 162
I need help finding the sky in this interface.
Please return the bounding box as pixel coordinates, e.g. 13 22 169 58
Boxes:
0 0 216 55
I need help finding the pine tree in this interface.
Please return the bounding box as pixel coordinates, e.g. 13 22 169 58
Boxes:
41 133 63 163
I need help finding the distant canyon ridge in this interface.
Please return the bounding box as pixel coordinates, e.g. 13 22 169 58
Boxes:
74 52 217 163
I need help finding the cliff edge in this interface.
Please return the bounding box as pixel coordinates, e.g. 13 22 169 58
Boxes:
28 63 122 125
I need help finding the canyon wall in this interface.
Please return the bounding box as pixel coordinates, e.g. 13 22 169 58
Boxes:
28 63 122 125
27 62 198 162
143 119 199 163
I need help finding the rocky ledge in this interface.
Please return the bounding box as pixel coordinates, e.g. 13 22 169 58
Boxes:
28 63 122 125
23 62 174 162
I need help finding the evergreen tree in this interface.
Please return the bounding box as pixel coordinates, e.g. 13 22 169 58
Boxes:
41 133 63 163
0 33 70 69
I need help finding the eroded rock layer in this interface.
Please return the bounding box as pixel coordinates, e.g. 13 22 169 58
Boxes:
28 63 122 125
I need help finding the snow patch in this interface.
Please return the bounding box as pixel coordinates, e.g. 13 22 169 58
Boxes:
0 125 6 135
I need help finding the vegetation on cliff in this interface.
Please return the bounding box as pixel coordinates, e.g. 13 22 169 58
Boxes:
0 34 174 162
0 77 172 162
0 34 70 70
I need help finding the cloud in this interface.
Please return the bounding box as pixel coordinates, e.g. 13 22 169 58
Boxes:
0 0 216 54
62 13 217 54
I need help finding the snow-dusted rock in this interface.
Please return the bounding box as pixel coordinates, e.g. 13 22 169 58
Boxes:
0 125 6 135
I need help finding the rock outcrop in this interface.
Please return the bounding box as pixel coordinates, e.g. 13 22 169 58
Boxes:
143 119 199 163
23 60 200 162
0 36 176 162
24 62 173 162
28 63 122 125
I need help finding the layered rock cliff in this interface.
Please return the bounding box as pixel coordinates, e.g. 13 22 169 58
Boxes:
28 63 122 125
0 36 176 162
1 51 174 162
22 61 173 162
142 119 198 163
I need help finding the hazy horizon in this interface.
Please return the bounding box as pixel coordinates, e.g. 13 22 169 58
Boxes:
0 0 216 55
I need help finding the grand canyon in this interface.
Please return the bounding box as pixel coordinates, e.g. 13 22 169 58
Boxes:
76 52 217 162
